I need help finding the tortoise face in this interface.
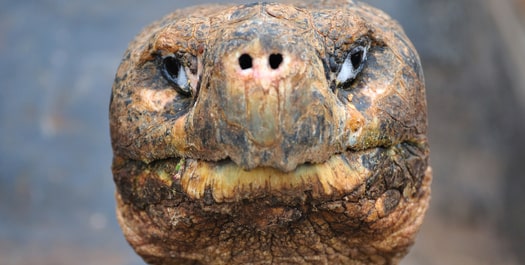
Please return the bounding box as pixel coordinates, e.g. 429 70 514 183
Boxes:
110 2 430 264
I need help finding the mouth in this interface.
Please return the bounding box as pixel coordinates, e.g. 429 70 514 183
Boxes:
178 153 368 203
146 141 425 204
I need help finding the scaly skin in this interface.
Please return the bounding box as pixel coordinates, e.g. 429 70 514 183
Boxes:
110 1 431 264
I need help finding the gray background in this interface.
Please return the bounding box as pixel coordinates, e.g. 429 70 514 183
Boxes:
1 0 524 264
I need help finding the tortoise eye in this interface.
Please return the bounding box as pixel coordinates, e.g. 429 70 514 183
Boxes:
161 55 191 96
350 47 365 69
336 45 368 87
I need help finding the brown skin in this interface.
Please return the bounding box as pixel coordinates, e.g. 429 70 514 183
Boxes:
110 1 431 264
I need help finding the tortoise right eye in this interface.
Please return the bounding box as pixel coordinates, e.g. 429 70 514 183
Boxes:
161 55 191 96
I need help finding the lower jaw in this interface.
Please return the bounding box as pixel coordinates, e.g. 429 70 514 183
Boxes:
117 170 431 264
113 142 431 264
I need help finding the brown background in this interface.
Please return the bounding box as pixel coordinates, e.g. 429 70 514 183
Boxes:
1 0 524 264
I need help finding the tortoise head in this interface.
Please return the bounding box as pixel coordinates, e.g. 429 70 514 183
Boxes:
110 1 430 264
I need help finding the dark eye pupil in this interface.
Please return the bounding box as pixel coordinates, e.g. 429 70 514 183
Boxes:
163 57 181 79
350 49 364 69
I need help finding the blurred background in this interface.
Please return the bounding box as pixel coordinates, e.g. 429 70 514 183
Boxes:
1 0 524 264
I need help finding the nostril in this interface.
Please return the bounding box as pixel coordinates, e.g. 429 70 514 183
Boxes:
269 53 283 70
239 54 253 70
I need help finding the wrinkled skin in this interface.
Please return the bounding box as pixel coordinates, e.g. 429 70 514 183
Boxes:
110 0 431 264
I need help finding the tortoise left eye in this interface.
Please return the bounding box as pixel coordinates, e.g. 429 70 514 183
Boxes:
336 45 368 87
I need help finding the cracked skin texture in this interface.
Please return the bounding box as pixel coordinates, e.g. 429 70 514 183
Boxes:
109 0 431 264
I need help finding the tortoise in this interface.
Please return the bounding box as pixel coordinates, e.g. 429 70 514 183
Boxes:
109 0 431 264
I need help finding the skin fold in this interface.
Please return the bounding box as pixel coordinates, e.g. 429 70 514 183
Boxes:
110 1 431 264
